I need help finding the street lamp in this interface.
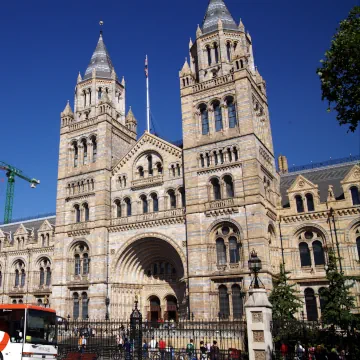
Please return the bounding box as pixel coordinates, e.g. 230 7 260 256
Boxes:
248 249 262 289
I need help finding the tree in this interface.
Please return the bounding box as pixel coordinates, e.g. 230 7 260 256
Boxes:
317 6 360 132
269 263 303 321
320 248 355 330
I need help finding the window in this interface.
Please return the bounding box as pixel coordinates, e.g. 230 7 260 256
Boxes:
148 155 153 176
83 203 89 222
295 195 304 213
46 267 51 286
41 234 45 247
179 187 186 207
214 101 223 132
83 254 89 275
206 153 211 167
115 199 121 218
74 204 80 223
219 285 230 319
227 148 233 162
15 269 19 287
305 288 318 321
74 254 81 276
306 193 315 212
0 271 2 288
319 287 327 314
82 293 88 320
82 139 88 165
40 268 45 286
233 147 238 161
91 137 97 162
21 270 26 287
151 193 159 212
168 190 177 209
73 293 80 319
357 236 360 259
73 143 78 168
216 238 227 265
232 285 243 319
98 87 102 100
224 175 234 198
125 198 132 216
200 154 205 168
211 178 221 200
214 151 218 166
138 166 144 178
214 43 219 64
141 195 148 214
227 98 237 128
206 46 212 66
219 150 224 164
229 237 240 263
350 186 360 205
299 242 311 267
313 240 325 266
200 105 209 135
226 42 231 62
157 163 163 175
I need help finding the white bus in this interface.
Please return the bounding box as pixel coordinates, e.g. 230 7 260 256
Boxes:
0 304 57 360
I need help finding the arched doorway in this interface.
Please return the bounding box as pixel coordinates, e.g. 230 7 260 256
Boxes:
113 236 186 320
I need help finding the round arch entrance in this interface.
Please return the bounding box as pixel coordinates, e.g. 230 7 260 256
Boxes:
113 237 186 320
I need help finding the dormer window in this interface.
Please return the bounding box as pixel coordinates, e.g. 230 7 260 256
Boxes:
295 195 304 213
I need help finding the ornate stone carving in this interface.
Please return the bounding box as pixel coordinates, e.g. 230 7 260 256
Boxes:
252 311 263 323
254 350 266 360
253 330 264 342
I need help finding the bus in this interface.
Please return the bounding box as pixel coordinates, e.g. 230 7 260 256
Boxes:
0 304 57 360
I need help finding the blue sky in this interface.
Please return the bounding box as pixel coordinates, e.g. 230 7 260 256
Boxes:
0 0 359 221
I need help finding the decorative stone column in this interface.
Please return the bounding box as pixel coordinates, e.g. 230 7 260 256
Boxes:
244 288 273 360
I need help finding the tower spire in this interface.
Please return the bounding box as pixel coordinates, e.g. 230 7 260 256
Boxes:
202 0 237 34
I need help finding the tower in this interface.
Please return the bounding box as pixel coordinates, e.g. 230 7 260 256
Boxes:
181 0 280 319
53 30 137 318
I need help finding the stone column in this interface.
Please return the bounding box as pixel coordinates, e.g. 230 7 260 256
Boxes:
244 288 273 360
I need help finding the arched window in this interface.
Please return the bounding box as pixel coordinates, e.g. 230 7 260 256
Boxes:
306 193 315 212
227 148 233 162
0 271 2 288
229 236 240 263
224 175 234 198
73 293 80 319
214 43 219 63
15 269 19 287
74 204 80 223
232 285 243 319
21 269 26 287
168 190 177 209
83 203 89 222
40 268 45 286
148 155 153 176
138 166 144 178
214 151 218 166
125 198 132 216
226 42 231 62
227 98 237 128
211 178 221 200
157 163 163 175
151 193 159 212
295 195 304 213
91 137 97 162
313 240 325 265
214 101 223 132
206 153 211 167
200 104 209 135
357 236 360 259
218 285 230 319
83 254 89 275
46 233 50 246
171 165 176 177
141 195 148 214
115 199 121 218
46 267 51 286
206 46 212 66
233 147 238 161
82 139 88 165
73 142 78 168
350 186 360 205
200 154 205 168
74 254 81 276
216 238 227 265
177 164 181 176
82 293 88 320
219 150 224 164
299 242 311 267
41 234 44 247
304 288 318 321
179 187 186 207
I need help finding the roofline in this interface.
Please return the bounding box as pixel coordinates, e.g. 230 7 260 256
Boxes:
0 215 56 228
0 304 56 313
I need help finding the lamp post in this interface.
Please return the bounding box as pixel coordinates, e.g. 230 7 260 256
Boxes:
248 249 262 289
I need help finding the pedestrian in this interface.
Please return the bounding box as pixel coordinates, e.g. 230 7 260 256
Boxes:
149 336 157 352
200 341 207 360
78 335 86 354
186 339 195 359
280 342 288 360
159 337 166 360
295 341 305 360
124 338 131 360
116 334 124 351
206 342 211 359
142 340 149 359
328 348 339 360
210 341 220 360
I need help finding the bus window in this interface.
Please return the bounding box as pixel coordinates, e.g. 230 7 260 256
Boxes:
0 309 25 343
26 309 57 345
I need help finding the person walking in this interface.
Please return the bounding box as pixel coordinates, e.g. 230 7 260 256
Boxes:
186 339 195 360
210 341 220 360
280 342 288 360
78 335 86 354
295 341 305 360
200 341 207 360
159 338 166 360
142 340 149 359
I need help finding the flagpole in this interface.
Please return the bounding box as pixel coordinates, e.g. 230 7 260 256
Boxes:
146 55 150 132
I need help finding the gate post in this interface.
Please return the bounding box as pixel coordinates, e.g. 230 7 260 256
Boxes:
130 295 143 360
244 288 273 360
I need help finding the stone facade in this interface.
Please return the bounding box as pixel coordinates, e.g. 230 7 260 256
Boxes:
0 0 359 321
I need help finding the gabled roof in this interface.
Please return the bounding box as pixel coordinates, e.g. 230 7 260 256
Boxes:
202 0 238 35
84 32 115 80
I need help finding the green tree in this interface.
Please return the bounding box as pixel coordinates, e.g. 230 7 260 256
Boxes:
317 6 360 132
269 263 303 321
320 248 355 330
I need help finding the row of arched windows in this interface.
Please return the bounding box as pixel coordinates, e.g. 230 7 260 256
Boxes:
72 136 97 168
210 175 234 201
74 202 90 223
199 146 239 168
299 241 325 267
199 96 237 136
205 41 238 66
304 287 328 321
81 87 113 108
114 188 185 217
67 179 95 196
218 284 243 319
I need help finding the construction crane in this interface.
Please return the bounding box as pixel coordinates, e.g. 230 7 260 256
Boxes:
0 161 40 224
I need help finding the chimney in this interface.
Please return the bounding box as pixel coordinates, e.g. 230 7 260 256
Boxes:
278 155 288 174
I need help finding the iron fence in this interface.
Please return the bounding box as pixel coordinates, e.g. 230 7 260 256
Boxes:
58 319 247 360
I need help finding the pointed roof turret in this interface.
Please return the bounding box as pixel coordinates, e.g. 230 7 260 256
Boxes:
61 100 74 118
84 32 115 80
179 58 192 77
126 107 137 124
202 0 237 34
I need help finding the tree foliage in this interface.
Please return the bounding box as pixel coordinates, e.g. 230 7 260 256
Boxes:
320 248 355 330
269 263 303 321
317 6 360 132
